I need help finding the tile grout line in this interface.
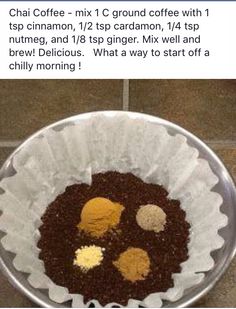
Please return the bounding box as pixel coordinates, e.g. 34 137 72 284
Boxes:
122 79 129 111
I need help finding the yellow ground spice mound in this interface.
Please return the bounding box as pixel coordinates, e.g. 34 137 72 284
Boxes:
78 197 124 237
73 245 104 272
113 247 150 282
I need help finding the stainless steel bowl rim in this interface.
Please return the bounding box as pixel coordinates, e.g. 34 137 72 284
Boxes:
0 111 236 308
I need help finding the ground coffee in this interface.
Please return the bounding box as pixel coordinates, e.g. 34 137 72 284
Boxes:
38 172 190 306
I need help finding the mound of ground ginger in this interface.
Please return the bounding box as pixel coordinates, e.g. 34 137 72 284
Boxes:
113 247 150 282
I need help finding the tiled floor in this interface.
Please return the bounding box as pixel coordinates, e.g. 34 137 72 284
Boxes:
129 80 236 141
0 80 236 307
0 80 123 140
0 273 34 308
211 147 236 178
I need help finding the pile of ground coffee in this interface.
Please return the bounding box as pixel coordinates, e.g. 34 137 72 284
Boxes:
38 172 190 306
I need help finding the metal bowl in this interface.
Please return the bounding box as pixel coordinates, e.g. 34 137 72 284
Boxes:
0 111 236 308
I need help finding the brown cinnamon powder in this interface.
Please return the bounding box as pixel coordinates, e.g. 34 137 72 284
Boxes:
78 197 124 237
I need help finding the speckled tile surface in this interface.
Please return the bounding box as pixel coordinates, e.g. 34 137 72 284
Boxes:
0 274 35 308
129 80 236 141
212 147 236 179
0 148 13 168
0 80 123 140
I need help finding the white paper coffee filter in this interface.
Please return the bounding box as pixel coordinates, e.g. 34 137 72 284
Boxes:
0 113 228 307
